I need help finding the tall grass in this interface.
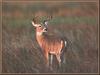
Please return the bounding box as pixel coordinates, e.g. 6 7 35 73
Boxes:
2 2 98 73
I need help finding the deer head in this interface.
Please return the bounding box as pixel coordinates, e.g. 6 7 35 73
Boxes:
32 17 48 35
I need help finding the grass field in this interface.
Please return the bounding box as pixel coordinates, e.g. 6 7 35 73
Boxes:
2 1 99 73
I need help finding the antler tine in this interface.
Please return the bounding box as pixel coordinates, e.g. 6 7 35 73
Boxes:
47 15 52 21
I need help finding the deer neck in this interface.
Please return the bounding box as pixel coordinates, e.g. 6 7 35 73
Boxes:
36 32 46 47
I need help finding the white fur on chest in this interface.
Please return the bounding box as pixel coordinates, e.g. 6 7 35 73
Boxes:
37 32 43 36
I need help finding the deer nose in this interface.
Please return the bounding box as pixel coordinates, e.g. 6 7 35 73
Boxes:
44 28 47 31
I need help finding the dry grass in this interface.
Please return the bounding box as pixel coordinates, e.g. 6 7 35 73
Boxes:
2 2 98 73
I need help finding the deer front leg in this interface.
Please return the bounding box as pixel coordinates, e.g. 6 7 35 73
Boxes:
56 54 61 66
44 52 49 66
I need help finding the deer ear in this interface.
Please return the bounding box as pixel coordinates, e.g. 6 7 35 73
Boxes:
32 21 34 24
44 20 48 26
44 16 52 26
32 21 39 27
32 18 37 27
32 21 35 26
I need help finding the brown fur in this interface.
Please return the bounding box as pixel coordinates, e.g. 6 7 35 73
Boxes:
36 33 64 65
32 19 65 66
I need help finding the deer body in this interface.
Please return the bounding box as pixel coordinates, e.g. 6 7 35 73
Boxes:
32 17 67 66
36 33 65 63
36 33 64 54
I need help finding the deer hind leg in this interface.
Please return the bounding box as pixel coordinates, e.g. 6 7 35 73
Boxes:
50 54 53 66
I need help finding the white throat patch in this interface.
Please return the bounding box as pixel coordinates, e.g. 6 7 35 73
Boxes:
37 32 43 36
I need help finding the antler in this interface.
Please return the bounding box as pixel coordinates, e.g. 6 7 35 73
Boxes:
47 16 52 21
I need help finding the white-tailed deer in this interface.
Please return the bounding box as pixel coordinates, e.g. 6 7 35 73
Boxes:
32 17 68 67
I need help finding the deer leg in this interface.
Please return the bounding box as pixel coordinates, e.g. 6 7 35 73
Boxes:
50 54 53 66
56 54 61 66
44 52 49 66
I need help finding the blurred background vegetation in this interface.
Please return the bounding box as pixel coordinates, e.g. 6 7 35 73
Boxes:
2 1 98 73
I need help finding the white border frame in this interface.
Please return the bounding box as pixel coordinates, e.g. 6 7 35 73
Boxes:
1 0 99 74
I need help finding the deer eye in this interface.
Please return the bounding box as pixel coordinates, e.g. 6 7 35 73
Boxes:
39 25 42 27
